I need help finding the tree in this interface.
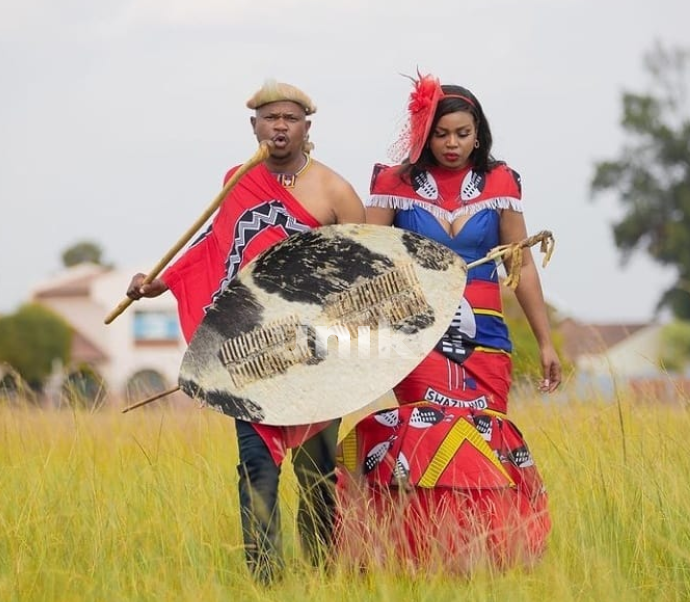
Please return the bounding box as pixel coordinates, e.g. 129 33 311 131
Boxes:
61 240 107 267
590 42 690 318
659 320 690 373
0 303 72 390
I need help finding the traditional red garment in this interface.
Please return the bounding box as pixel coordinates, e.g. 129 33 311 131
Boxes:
162 163 328 464
367 162 522 412
336 403 550 571
336 162 551 571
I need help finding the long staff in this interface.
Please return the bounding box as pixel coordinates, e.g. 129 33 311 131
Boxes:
104 141 273 325
121 385 181 414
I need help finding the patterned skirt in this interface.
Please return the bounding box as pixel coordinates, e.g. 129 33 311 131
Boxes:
335 351 550 573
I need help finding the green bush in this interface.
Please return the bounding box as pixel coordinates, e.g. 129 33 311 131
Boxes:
659 320 690 373
0 303 73 390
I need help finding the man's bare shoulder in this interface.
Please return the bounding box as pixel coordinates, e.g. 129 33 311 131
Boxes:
309 158 364 222
310 159 355 191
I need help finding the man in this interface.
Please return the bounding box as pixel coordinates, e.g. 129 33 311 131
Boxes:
126 80 365 584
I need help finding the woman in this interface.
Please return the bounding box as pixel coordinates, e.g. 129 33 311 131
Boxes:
336 73 561 573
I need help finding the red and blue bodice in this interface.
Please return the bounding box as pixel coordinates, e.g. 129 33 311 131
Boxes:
368 162 524 361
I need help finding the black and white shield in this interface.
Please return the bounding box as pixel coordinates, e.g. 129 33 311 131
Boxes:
179 223 467 425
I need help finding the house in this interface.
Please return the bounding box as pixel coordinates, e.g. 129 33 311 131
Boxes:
31 263 186 407
558 318 661 375
557 317 688 402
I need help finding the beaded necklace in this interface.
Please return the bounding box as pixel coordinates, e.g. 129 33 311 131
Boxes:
273 153 312 188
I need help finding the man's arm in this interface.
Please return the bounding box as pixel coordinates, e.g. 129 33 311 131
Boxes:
333 179 366 224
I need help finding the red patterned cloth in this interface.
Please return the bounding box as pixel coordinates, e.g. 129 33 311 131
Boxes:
336 160 550 571
162 163 331 464
394 348 511 414
336 401 550 571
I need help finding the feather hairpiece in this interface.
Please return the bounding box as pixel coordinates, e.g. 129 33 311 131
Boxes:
389 72 443 164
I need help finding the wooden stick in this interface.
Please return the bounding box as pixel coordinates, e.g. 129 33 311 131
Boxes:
104 141 273 325
121 385 181 413
465 230 554 270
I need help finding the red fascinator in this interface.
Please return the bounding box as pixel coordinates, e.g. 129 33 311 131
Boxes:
389 72 443 164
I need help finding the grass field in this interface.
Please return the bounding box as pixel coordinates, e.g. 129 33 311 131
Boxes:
0 393 688 601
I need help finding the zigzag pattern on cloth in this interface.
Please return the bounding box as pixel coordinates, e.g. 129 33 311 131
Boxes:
220 201 310 293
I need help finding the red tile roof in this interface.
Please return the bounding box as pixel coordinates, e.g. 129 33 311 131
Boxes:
558 318 648 361
71 330 108 364
32 264 111 299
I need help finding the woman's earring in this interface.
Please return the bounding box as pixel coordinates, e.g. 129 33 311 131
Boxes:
474 139 480 149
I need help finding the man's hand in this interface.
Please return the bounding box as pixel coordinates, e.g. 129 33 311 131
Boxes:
126 273 169 300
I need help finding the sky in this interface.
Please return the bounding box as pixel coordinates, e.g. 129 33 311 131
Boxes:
0 0 687 324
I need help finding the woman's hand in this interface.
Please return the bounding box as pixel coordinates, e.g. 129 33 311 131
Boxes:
538 343 562 393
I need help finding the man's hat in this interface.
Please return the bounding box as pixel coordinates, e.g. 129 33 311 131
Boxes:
246 79 317 115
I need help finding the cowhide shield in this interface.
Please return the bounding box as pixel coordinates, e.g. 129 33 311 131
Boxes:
179 223 467 425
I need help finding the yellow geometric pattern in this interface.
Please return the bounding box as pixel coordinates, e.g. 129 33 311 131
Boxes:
340 429 359 473
474 345 510 355
474 308 504 319
418 417 515 488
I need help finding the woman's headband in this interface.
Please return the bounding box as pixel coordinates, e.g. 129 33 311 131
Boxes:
442 93 475 107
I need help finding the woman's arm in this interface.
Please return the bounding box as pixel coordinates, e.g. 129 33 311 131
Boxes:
500 209 562 392
366 207 396 226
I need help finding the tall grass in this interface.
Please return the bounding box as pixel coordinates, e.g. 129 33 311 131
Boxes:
0 394 688 601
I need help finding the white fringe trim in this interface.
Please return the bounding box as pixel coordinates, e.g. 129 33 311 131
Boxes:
366 195 522 221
